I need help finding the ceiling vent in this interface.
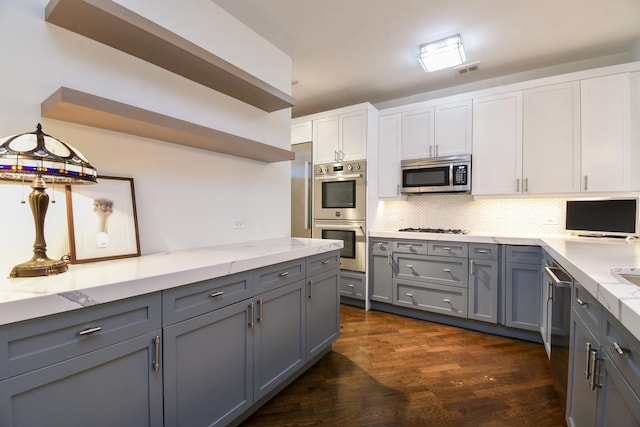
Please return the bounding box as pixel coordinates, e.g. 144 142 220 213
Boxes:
454 61 480 75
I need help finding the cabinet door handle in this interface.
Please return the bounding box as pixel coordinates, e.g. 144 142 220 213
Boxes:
585 342 593 380
322 260 330 265
443 268 452 273
257 298 263 323
477 249 488 254
589 348 601 391
406 244 413 249
547 282 554 302
309 279 314 299
429 145 433 157
470 260 475 275
347 283 355 288
405 264 414 269
441 247 452 251
210 291 224 298
248 302 255 328
153 335 161 372
524 178 529 192
576 298 589 306
516 178 520 192
584 175 588 191
613 342 626 356
405 293 413 298
443 299 452 304
78 326 102 336
387 252 392 266
279 271 289 277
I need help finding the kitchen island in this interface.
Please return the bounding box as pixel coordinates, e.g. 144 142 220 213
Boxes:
0 237 342 427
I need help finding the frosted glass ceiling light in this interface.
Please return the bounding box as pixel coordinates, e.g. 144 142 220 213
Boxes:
418 35 466 72
0 123 97 278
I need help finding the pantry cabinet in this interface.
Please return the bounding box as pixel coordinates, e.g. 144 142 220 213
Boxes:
377 113 402 198
522 81 581 193
472 91 523 195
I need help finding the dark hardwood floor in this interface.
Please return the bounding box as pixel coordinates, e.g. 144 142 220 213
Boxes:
241 304 566 426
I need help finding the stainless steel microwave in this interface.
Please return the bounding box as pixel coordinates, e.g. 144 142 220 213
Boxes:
401 154 471 194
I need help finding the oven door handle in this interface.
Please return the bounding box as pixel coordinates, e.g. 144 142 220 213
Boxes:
316 223 365 234
315 173 363 181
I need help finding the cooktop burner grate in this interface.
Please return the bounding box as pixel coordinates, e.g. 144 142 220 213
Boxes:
398 227 467 234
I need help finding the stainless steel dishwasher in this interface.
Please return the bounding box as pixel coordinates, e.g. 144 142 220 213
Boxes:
543 261 573 412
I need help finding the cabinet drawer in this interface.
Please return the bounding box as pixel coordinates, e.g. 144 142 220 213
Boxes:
506 245 541 264
306 251 340 277
572 281 602 334
469 243 499 260
394 280 467 318
602 312 640 394
394 254 468 287
162 272 253 325
255 258 305 293
370 239 393 254
428 241 468 258
340 272 365 300
0 293 161 380
393 240 429 255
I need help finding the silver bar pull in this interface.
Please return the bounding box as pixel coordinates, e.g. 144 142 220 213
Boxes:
576 298 589 306
405 293 413 298
309 279 314 299
443 268 452 273
585 342 593 379
584 175 588 191
248 302 255 328
524 178 529 192
79 326 102 336
405 264 414 269
406 244 413 249
279 271 289 277
387 252 392 266
376 242 384 247
516 178 520 192
435 144 439 157
153 335 161 372
210 291 224 298
429 145 433 157
322 260 330 265
547 282 554 301
443 299 452 304
613 342 626 356
477 249 488 254
470 260 475 275
441 247 452 251
397 184 400 195
347 283 355 288
257 298 263 323
589 349 600 390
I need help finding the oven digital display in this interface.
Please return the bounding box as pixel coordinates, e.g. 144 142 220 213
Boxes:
322 180 356 208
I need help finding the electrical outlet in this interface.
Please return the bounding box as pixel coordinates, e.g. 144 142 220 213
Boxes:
543 217 558 225
389 215 399 221
232 218 245 229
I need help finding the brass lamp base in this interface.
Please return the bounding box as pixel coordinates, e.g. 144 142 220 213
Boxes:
10 257 68 278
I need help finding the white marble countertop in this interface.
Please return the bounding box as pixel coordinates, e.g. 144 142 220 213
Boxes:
0 237 343 326
371 229 640 341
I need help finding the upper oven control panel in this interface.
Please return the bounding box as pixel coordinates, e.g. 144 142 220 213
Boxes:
316 161 366 175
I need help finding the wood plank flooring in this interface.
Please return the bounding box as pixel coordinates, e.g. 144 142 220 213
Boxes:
241 304 566 426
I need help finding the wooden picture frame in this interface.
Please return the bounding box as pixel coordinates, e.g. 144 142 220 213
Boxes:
66 176 140 263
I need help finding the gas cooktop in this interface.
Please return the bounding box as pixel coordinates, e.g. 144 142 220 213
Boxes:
398 227 467 235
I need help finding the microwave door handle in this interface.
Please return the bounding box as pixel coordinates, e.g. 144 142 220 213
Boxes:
449 164 454 186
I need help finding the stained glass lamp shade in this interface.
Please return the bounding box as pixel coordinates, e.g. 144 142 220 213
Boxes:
0 123 97 277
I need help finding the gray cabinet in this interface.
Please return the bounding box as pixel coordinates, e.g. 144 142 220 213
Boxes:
369 239 393 303
504 245 542 331
0 294 163 427
306 253 340 360
567 280 640 427
468 243 499 324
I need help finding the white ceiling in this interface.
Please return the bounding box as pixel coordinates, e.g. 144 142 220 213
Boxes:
214 0 640 117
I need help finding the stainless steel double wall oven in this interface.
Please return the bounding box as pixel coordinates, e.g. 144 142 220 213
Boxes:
313 160 366 273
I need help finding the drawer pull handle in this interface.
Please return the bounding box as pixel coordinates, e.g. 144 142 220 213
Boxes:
576 298 589 306
405 293 414 298
613 342 626 356
322 260 330 265
78 326 102 336
406 245 413 248
376 242 384 246
405 264 414 269
153 335 161 372
443 268 452 273
442 247 452 251
477 249 488 254
279 271 289 277
210 291 224 298
347 283 355 288
443 299 451 304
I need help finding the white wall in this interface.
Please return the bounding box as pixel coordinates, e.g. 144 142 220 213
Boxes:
0 0 293 273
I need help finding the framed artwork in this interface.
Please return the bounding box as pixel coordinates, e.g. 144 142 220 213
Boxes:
66 176 141 263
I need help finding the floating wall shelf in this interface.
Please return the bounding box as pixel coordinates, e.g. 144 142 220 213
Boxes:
41 87 295 163
44 0 295 112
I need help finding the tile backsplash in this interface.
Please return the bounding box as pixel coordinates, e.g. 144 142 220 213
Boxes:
375 193 567 236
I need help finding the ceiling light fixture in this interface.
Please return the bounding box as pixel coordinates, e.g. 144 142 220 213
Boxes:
418 34 466 72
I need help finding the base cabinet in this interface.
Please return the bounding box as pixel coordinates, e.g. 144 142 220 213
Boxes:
468 244 500 324
369 239 393 303
306 268 340 360
504 246 542 331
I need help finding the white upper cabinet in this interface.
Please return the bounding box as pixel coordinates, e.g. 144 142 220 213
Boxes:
313 109 368 163
434 100 472 157
522 81 581 194
400 100 472 160
581 73 632 192
472 91 523 195
401 106 434 160
291 120 312 145
378 113 402 198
